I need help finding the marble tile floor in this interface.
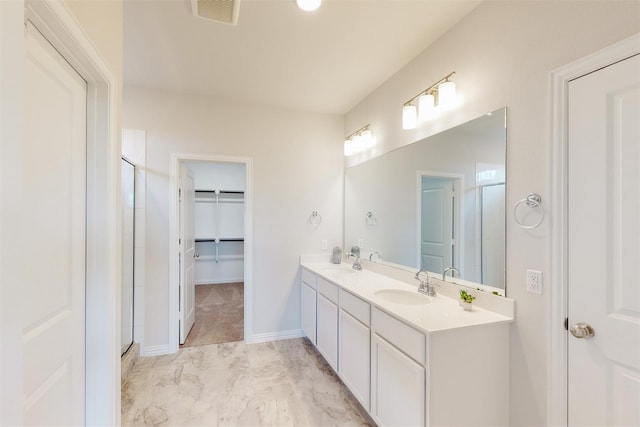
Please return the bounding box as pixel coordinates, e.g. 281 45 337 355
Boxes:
181 283 244 348
122 338 375 427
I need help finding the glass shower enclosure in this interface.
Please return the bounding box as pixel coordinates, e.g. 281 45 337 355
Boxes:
121 158 135 355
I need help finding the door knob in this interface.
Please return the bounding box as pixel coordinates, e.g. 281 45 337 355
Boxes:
194 252 199 258
569 322 595 339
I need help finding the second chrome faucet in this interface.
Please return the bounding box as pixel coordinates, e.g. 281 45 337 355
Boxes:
415 269 439 297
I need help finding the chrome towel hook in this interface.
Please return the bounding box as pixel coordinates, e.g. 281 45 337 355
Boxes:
513 193 545 229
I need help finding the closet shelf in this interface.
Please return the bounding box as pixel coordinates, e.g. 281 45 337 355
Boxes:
195 189 244 194
195 198 243 203
195 237 244 242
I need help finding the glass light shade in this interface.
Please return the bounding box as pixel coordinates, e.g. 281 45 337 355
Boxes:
360 129 374 149
418 93 436 121
438 81 457 109
296 0 322 12
351 133 363 152
402 105 417 130
344 139 354 156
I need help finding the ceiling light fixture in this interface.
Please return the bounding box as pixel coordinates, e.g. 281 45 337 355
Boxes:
344 124 374 157
296 0 322 12
402 71 457 130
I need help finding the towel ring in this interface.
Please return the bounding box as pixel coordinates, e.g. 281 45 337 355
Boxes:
366 211 377 227
513 193 545 229
309 210 322 227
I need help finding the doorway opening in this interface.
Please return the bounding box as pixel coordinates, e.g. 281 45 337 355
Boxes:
180 161 246 347
169 154 253 353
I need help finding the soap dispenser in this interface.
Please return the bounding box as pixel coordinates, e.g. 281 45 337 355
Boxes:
331 246 342 264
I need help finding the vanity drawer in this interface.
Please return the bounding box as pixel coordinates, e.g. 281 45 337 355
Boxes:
372 307 425 365
301 268 317 289
340 290 370 326
317 277 339 304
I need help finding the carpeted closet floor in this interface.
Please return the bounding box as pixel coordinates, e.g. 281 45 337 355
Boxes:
181 282 244 348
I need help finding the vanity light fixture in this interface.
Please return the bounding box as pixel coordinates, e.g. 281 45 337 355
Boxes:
402 71 457 130
296 0 321 12
344 124 374 156
402 105 417 130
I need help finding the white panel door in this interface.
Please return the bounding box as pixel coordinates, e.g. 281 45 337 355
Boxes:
420 176 454 273
24 22 87 425
179 167 196 344
568 54 640 426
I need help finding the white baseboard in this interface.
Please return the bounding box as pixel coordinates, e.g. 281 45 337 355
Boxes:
143 344 170 357
248 329 304 344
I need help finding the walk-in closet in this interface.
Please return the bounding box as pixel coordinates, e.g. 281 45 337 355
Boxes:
181 161 245 347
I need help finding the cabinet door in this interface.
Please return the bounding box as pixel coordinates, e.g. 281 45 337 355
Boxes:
301 282 317 345
371 334 425 427
317 294 338 370
339 309 370 410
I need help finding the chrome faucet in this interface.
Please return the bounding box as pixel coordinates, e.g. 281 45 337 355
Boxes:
442 267 460 282
349 253 362 271
415 269 439 296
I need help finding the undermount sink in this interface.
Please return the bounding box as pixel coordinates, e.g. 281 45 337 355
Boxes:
374 289 431 305
322 267 358 276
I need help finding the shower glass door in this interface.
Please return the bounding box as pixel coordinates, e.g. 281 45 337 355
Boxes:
121 158 135 355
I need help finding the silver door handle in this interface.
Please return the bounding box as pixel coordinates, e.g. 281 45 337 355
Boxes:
569 322 595 339
194 252 199 258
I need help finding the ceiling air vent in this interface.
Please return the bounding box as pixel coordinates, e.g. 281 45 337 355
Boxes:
191 0 240 26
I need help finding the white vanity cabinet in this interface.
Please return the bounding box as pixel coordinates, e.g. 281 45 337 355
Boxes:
338 289 371 411
300 268 317 345
316 277 339 370
299 263 511 427
371 307 426 427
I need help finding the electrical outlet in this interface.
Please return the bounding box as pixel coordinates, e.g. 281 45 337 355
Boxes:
526 270 543 294
321 239 328 250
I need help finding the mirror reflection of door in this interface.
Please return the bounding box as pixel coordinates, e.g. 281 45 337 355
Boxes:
420 176 457 274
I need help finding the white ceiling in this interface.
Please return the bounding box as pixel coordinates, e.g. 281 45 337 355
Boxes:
124 0 481 114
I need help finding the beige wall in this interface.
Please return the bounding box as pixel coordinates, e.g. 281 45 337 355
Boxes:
64 0 122 80
123 86 344 349
65 0 123 155
345 1 640 425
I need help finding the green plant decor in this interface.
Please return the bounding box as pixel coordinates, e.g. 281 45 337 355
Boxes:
459 289 476 303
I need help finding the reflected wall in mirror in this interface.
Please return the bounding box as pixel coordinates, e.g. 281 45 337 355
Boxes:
345 108 506 290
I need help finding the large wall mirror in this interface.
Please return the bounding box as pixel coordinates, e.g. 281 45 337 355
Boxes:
345 107 506 291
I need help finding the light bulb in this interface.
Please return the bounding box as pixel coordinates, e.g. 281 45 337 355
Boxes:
360 129 374 148
344 139 354 156
418 93 436 121
296 0 322 12
402 105 417 130
438 81 457 110
351 133 363 152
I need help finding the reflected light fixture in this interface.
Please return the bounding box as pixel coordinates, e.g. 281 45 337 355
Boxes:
402 71 457 130
344 124 374 157
296 0 322 12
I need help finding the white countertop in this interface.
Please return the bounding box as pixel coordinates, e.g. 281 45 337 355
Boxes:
301 261 513 334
